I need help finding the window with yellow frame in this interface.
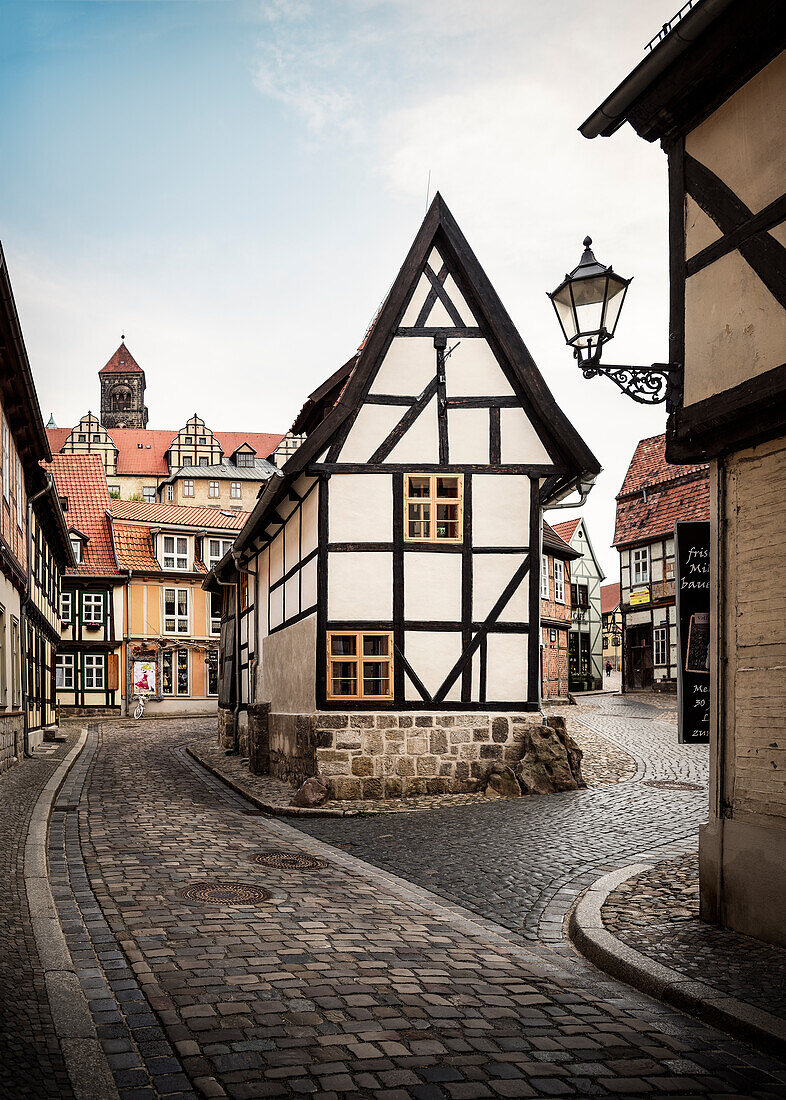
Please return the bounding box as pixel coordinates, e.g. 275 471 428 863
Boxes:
404 474 463 543
327 631 393 700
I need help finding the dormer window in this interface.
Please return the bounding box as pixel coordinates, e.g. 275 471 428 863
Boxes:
70 538 82 563
235 452 255 467
162 535 189 571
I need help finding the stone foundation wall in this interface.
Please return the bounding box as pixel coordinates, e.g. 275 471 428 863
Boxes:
269 713 317 787
0 713 23 776
311 712 544 800
247 703 270 776
217 706 234 750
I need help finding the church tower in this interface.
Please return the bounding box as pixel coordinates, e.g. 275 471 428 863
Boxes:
99 341 149 429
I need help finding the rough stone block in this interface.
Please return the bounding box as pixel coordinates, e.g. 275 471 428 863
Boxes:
384 740 403 755
375 715 397 728
397 715 414 728
454 761 470 780
473 730 489 742
491 716 510 743
504 745 522 762
396 757 415 777
471 760 493 780
351 715 375 728
415 715 433 727
434 715 455 727
427 777 450 794
384 727 406 741
328 776 363 800
384 777 403 799
407 736 428 756
317 715 348 729
335 734 362 749
460 743 479 760
316 749 349 764
480 744 504 759
351 757 374 777
361 776 383 799
429 730 448 755
438 763 453 776
450 728 470 744
405 778 426 796
365 732 384 755
316 730 334 749
417 755 438 776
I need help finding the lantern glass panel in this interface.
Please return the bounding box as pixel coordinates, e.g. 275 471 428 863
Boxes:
570 274 608 347
551 285 577 343
601 272 629 336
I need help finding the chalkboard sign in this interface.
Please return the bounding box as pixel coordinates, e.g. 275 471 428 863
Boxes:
675 521 710 744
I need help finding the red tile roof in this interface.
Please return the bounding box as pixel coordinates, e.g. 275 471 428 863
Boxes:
47 426 284 475
111 499 249 530
550 518 580 544
601 582 621 615
543 521 579 559
112 522 159 572
618 433 707 495
45 454 122 577
99 341 143 374
614 433 709 548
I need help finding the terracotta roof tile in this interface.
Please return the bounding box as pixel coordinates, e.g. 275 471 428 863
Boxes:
111 499 249 530
45 454 121 577
618 433 707 496
99 341 144 374
550 518 580 543
112 522 159 571
614 470 709 547
543 521 579 559
47 426 284 476
601 582 621 614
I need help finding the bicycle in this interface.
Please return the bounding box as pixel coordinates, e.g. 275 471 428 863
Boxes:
133 694 146 720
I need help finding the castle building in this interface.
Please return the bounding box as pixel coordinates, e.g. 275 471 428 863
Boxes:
48 342 291 507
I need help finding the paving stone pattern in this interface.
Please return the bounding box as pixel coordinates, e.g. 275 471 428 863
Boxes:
0 733 76 1100
603 852 786 1022
293 700 709 943
54 717 786 1098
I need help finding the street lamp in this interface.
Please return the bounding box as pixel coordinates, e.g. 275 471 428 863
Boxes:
548 237 674 404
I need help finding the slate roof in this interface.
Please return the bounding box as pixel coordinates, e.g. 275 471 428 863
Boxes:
550 518 581 544
111 499 249 530
614 433 709 548
161 458 277 485
99 341 144 374
601 582 621 615
47 426 285 476
45 454 122 577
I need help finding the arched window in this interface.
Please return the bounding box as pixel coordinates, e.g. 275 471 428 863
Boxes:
112 386 132 411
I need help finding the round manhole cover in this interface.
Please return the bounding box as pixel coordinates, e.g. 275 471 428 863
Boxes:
177 881 272 905
252 851 328 871
643 780 704 791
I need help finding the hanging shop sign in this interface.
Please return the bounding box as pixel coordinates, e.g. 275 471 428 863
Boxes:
675 520 710 744
629 587 650 606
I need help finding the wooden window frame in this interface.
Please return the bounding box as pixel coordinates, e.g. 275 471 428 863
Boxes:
653 626 668 667
83 653 105 690
82 591 104 625
230 481 241 498
163 535 189 571
183 479 194 497
326 630 394 702
403 473 463 544
540 555 549 599
553 559 565 604
632 546 650 585
208 481 220 498
163 587 190 635
56 653 74 690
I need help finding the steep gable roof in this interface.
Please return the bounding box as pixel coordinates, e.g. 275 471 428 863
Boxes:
614 433 709 548
236 193 600 553
619 434 707 496
112 522 160 572
601 582 621 614
543 521 580 560
99 341 143 374
45 454 121 577
550 518 580 544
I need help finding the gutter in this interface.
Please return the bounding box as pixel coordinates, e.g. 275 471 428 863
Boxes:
579 0 735 138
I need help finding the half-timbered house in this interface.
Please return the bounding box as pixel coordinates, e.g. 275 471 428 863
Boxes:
207 195 599 798
540 523 577 700
550 517 605 691
581 0 785 943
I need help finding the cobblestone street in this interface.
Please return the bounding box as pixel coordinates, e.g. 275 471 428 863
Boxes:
2 706 784 1098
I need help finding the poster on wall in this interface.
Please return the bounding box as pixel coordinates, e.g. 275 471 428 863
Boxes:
675 520 710 744
132 660 157 696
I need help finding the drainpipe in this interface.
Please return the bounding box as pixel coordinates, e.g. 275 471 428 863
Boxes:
21 475 57 758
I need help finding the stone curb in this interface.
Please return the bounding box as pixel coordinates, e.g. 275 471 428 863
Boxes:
569 863 786 1060
186 743 392 817
24 728 119 1100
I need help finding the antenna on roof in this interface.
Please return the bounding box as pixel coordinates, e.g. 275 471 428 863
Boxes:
425 169 431 213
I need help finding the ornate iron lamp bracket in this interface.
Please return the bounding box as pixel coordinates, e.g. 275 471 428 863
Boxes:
576 349 676 405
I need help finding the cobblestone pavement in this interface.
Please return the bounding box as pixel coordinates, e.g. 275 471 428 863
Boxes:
293 698 708 943
603 852 786 1022
25 715 782 1099
0 732 77 1100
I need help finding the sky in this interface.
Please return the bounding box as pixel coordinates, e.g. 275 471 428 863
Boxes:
1 0 682 578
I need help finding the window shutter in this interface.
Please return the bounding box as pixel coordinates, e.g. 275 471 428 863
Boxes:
107 653 119 690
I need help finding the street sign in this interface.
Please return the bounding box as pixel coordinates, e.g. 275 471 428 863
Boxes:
675 520 710 744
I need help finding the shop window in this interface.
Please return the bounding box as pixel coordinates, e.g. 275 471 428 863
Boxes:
404 474 462 543
207 650 218 695
177 649 189 695
327 632 393 701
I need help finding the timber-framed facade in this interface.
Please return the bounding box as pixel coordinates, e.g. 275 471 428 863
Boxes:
207 195 599 797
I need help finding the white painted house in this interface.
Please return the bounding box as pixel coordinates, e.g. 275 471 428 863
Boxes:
207 195 600 798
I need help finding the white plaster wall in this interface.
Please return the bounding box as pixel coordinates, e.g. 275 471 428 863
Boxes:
445 340 515 398
486 633 527 702
443 275 475 325
627 608 653 627
404 630 462 702
500 407 552 465
473 475 529 546
269 529 284 585
301 556 318 609
301 484 318 555
472 554 528 622
404 552 462 622
284 575 300 621
424 297 453 327
269 585 284 631
387 397 440 464
448 409 489 464
369 338 434 397
329 474 392 543
328 551 393 620
261 613 317 713
257 546 270 640
400 273 431 327
340 404 403 463
284 510 300 573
